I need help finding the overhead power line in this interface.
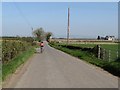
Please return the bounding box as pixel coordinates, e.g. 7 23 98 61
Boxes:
13 2 33 29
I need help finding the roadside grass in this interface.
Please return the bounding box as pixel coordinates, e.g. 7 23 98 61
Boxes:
2 47 35 81
49 43 120 77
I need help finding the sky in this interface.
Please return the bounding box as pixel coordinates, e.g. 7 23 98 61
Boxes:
2 2 118 38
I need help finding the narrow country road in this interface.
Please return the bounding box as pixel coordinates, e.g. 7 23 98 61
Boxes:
4 42 118 88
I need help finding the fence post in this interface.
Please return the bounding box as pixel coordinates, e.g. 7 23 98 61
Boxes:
103 49 105 60
117 51 118 59
109 50 111 62
98 45 100 59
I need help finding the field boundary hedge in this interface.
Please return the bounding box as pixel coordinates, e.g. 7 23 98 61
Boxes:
2 37 36 81
2 47 35 81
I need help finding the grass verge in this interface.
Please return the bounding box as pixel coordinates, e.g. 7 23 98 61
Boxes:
2 47 35 81
49 43 120 77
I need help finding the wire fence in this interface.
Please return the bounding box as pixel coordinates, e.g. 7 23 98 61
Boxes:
95 45 118 62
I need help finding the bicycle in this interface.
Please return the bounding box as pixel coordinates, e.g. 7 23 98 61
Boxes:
40 46 44 53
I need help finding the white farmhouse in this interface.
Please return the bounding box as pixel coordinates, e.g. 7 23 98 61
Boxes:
105 36 115 41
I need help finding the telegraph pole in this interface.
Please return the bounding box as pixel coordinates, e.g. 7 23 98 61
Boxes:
31 27 35 41
31 27 33 37
67 8 70 45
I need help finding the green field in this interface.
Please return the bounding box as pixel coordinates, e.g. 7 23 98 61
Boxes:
72 43 118 50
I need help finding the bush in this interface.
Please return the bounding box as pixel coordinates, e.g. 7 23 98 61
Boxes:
2 37 35 64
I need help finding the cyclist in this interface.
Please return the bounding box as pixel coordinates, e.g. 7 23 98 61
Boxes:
39 41 44 53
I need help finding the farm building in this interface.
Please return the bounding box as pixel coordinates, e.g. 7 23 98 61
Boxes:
105 36 115 40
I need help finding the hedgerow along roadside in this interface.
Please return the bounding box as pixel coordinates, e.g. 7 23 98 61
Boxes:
2 47 35 81
2 37 36 81
49 42 120 77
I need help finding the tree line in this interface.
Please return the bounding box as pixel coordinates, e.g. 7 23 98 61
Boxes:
33 27 52 42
